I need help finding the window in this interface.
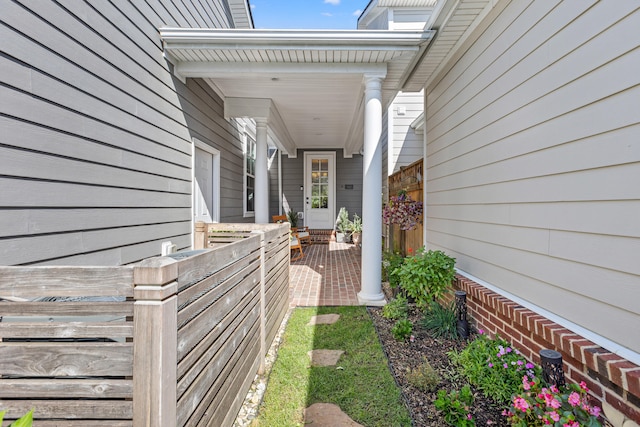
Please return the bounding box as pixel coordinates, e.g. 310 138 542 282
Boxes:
244 134 256 216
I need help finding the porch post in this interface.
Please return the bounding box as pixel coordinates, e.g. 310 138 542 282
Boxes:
358 74 385 306
255 118 269 224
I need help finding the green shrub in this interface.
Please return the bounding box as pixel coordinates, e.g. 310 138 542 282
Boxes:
448 332 541 404
382 295 409 320
434 385 476 426
382 251 404 291
397 248 456 309
406 359 441 392
391 318 413 341
0 409 34 427
421 300 459 340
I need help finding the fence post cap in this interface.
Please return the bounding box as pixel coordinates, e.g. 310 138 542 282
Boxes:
134 257 178 285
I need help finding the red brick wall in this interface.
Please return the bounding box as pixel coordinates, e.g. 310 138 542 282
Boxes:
452 274 640 424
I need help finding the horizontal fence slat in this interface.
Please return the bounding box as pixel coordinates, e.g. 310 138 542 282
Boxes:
0 343 133 377
0 400 133 420
177 252 259 310
0 267 134 297
178 320 260 427
177 290 260 391
176 237 259 286
177 268 260 362
0 378 132 398
0 322 132 339
0 301 133 317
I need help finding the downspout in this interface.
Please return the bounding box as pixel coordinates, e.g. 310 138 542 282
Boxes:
278 149 283 215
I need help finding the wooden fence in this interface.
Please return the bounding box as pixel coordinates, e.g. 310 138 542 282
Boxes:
0 223 290 427
386 158 424 255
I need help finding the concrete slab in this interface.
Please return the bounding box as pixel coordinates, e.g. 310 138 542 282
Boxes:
304 403 363 427
308 314 340 325
308 349 345 367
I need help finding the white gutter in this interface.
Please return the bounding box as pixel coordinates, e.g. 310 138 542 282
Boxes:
160 28 434 48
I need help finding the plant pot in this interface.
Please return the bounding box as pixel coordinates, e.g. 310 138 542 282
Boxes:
352 232 361 246
336 232 345 243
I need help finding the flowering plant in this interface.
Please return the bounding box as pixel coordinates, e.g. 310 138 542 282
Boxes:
382 191 423 231
504 376 603 427
449 331 542 404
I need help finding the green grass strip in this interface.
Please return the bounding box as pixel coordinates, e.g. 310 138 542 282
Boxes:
256 306 411 427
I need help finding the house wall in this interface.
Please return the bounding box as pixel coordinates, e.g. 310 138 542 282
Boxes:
388 91 424 178
0 1 248 266
425 0 640 355
270 150 362 228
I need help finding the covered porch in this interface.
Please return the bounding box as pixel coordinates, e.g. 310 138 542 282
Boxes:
160 28 434 306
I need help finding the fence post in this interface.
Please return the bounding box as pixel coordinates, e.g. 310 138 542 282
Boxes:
133 257 178 427
194 221 207 249
252 230 267 375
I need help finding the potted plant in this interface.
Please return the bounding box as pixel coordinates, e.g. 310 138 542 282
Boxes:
286 210 299 229
334 207 351 243
349 213 362 246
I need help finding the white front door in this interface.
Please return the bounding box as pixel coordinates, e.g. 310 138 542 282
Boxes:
304 152 336 229
194 141 220 223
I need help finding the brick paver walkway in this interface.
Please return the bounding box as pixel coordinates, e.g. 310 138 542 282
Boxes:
289 241 361 306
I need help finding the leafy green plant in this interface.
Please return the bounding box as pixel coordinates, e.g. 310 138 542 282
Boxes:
286 210 299 228
336 207 351 234
434 385 476 426
505 376 602 426
348 213 362 233
421 300 459 340
406 359 440 392
0 409 34 427
391 318 412 341
449 331 541 404
382 295 409 320
382 251 404 292
397 248 456 309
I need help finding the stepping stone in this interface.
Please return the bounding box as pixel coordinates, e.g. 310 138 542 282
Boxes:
308 314 340 325
308 349 344 367
304 403 363 427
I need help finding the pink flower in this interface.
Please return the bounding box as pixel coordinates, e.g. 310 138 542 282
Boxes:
513 397 530 412
547 411 560 422
579 381 589 392
526 362 534 369
488 362 493 368
589 406 601 417
503 363 508 369
478 329 484 335
563 421 579 427
568 391 581 407
522 376 531 391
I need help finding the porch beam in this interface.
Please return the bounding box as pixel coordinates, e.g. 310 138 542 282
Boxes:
175 61 389 77
358 73 386 306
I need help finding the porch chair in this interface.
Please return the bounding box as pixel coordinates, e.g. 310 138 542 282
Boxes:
272 214 311 246
273 214 307 260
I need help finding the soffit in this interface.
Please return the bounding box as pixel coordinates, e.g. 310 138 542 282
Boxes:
228 0 253 29
401 0 492 91
161 28 433 156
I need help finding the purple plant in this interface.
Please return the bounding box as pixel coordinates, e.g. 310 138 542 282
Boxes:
382 192 423 231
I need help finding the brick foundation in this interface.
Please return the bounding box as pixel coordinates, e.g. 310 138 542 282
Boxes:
452 274 640 425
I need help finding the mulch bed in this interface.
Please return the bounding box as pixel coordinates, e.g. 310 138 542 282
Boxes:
369 286 509 426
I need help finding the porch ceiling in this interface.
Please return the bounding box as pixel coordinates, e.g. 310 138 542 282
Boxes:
160 29 434 157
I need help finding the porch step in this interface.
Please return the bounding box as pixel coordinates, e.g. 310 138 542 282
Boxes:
309 229 333 244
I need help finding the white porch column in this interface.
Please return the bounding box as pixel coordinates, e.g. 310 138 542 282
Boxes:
358 75 385 306
254 118 269 224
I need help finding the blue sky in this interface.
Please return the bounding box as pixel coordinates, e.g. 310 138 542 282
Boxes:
249 0 370 29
